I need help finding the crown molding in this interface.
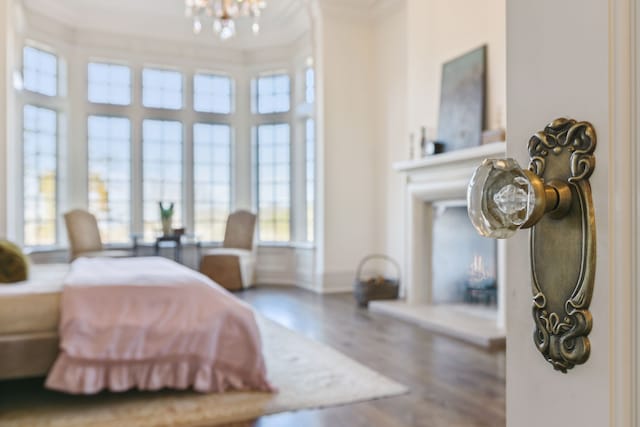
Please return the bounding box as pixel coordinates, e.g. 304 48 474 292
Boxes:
317 0 405 23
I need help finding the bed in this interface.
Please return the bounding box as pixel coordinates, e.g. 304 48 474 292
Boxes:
0 258 272 395
0 263 67 380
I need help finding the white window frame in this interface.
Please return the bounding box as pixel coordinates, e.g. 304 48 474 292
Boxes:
84 61 236 244
193 122 234 242
250 63 317 246
251 71 295 244
15 37 319 251
87 61 132 106
87 114 133 244
141 67 184 111
17 42 67 249
193 72 235 115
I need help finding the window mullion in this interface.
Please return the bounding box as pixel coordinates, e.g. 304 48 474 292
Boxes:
130 64 144 235
183 71 195 237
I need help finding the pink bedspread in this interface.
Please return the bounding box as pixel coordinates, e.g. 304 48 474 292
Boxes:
45 257 273 395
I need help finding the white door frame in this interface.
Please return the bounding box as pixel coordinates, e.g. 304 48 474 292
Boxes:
610 1 636 425
633 0 640 423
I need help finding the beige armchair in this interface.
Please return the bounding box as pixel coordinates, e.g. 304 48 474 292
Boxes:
199 210 257 291
63 209 131 261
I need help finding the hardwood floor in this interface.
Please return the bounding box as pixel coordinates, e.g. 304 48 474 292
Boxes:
234 286 506 427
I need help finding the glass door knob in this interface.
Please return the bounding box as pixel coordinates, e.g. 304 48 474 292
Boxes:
467 158 571 238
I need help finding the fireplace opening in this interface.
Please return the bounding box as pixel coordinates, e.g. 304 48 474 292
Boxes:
431 201 497 308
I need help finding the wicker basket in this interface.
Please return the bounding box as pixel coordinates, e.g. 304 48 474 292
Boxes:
353 254 400 307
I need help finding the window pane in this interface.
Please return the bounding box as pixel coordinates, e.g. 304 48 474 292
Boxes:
305 68 315 104
306 119 315 242
194 73 233 114
143 120 183 237
88 115 131 243
88 62 131 105
142 68 183 110
256 123 290 242
256 74 290 114
193 123 232 242
23 46 57 96
23 105 57 246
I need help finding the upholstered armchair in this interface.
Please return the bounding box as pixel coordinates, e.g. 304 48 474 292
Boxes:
199 210 257 291
63 209 132 261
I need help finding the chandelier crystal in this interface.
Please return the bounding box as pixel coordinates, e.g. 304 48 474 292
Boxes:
185 0 267 40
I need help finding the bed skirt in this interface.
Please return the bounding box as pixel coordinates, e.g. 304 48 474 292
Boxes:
46 353 273 394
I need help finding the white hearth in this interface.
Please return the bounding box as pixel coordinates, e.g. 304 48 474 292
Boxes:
370 142 507 348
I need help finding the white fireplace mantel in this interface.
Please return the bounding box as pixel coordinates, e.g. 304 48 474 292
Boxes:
394 142 507 198
394 141 506 173
370 142 507 348
394 141 506 301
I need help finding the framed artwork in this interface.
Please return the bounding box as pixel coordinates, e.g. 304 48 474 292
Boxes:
437 45 487 152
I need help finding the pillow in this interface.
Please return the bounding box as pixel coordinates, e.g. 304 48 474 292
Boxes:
0 240 29 283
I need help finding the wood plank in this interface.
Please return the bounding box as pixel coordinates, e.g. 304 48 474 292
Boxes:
235 286 505 427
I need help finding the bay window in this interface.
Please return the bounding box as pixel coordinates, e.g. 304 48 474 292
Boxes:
256 123 291 242
23 105 58 246
87 115 131 243
88 62 131 105
194 73 233 114
256 74 290 114
305 119 315 242
193 123 232 242
23 46 57 97
18 39 316 250
142 119 183 237
22 44 60 247
142 68 183 110
305 67 315 104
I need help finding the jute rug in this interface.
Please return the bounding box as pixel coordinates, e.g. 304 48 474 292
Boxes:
0 317 407 426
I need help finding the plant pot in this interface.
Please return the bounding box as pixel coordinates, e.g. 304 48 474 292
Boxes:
161 217 173 236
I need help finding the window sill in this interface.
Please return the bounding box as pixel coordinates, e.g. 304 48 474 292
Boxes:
24 242 316 256
258 242 315 250
25 244 135 255
23 246 67 255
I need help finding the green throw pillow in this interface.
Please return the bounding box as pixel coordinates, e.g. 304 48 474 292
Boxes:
0 240 29 283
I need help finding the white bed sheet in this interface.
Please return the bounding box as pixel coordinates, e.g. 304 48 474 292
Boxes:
0 263 68 335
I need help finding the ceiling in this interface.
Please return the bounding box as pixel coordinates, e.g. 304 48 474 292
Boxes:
21 0 313 49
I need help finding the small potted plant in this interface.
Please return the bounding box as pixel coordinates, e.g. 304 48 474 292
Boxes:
158 202 175 236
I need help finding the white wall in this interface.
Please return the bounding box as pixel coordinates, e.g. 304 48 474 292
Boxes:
0 0 16 240
0 1 7 239
372 5 408 277
316 10 381 291
406 0 506 137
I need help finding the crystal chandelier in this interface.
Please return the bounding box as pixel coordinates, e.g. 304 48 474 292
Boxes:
185 0 267 40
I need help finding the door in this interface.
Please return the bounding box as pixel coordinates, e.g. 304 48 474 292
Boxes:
505 1 636 426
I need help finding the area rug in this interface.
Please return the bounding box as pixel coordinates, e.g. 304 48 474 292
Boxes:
0 316 408 427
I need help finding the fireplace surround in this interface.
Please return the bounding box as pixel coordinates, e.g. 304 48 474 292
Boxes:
370 142 506 348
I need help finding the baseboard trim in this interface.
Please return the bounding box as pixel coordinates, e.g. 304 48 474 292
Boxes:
254 271 354 295
318 271 354 294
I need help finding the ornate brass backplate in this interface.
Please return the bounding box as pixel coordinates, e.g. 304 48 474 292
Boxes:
528 118 596 372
